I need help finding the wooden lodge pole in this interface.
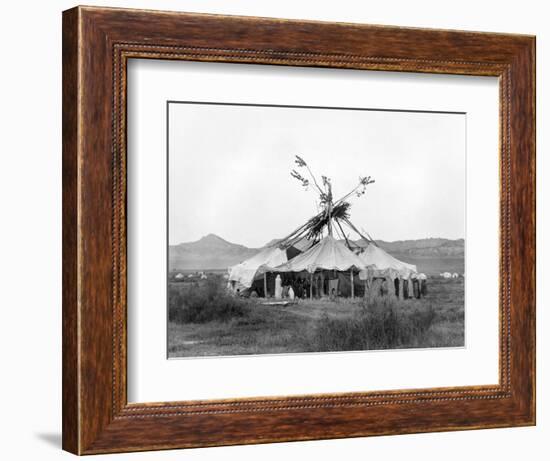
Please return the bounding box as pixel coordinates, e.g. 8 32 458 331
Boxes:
350 269 354 299
263 272 268 298
327 182 333 237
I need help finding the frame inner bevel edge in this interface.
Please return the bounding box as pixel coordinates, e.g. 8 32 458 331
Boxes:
111 44 512 417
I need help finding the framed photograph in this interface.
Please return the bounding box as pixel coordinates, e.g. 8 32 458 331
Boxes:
62 6 535 454
165 101 465 360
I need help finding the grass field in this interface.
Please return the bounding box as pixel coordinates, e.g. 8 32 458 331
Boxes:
168 274 464 358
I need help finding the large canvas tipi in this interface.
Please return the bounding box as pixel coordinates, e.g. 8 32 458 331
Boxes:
229 155 420 299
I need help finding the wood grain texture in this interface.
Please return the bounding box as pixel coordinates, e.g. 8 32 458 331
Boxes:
62 5 536 455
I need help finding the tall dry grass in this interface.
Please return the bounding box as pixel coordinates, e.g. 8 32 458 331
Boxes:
169 277 249 323
168 277 464 356
308 292 437 351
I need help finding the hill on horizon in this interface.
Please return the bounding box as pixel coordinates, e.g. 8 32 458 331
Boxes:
169 233 464 271
362 237 464 257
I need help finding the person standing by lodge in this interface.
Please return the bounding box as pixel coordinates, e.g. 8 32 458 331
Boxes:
303 277 310 299
412 277 420 299
295 278 302 299
282 283 289 299
403 278 409 299
288 285 295 300
328 278 339 298
311 275 319 298
394 277 400 298
274 274 282 299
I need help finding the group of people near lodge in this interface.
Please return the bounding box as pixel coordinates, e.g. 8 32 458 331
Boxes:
243 271 428 301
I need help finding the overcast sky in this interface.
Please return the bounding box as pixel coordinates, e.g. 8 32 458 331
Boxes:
168 102 465 247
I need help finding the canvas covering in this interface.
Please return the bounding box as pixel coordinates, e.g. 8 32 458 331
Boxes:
228 246 288 289
273 235 365 273
357 243 417 279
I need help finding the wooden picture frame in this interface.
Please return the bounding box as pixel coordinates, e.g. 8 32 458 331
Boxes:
62 5 535 455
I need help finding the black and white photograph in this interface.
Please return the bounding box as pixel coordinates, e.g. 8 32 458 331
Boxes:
167 101 466 358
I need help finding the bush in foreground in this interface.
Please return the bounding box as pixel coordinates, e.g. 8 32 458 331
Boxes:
169 278 249 323
309 293 437 351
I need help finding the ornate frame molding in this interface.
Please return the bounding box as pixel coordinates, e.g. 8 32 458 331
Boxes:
63 6 535 454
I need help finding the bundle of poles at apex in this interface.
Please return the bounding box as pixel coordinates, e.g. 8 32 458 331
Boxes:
284 155 375 248
266 155 378 300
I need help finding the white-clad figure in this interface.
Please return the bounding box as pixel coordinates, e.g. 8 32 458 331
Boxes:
288 286 295 301
274 275 282 299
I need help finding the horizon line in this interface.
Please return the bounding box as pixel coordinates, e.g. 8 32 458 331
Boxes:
169 233 466 248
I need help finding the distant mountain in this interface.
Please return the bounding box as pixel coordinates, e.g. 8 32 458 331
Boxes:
381 238 464 257
169 234 464 271
169 234 258 270
263 238 282 248
357 238 465 257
